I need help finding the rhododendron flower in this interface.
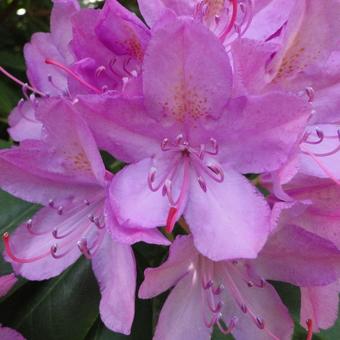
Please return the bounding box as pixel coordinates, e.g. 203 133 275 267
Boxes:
2 0 149 142
0 325 25 340
266 174 340 332
80 11 310 261
139 228 340 340
0 98 166 334
231 0 340 189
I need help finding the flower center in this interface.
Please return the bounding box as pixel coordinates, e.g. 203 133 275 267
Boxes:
194 0 253 44
148 134 224 232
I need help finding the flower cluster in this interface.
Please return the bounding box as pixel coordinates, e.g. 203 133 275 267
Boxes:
1 0 340 339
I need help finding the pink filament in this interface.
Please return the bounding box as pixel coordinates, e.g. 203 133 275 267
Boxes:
3 232 50 264
219 0 238 41
0 66 46 97
45 58 102 94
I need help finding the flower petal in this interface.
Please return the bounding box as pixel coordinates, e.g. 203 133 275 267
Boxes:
104 198 170 246
110 158 169 228
0 326 25 340
185 167 270 261
217 92 310 173
139 235 197 299
143 13 232 129
255 224 340 286
92 233 136 335
0 273 17 298
153 271 210 340
300 281 340 332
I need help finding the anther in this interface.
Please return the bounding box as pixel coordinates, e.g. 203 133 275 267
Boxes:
213 283 225 295
83 199 90 206
198 176 207 192
77 239 92 259
305 87 315 102
48 199 55 208
57 206 63 215
241 304 248 313
256 317 265 330
203 279 214 290
95 65 106 78
176 134 184 145
247 280 254 288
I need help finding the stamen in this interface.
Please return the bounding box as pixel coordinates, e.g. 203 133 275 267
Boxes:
217 316 238 335
219 0 238 41
256 317 265 330
0 66 46 97
203 279 214 290
165 207 178 233
3 232 50 263
305 87 315 102
306 319 313 340
50 244 73 259
45 58 101 94
301 148 340 185
26 219 50 236
212 283 225 295
95 65 106 78
77 238 92 259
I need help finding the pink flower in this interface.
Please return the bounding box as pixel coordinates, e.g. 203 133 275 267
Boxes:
268 174 340 332
80 12 310 261
0 273 17 298
0 325 25 340
2 0 150 142
0 98 167 334
139 226 340 340
231 0 340 188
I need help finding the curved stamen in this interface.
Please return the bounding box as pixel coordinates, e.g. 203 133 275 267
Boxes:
305 144 340 157
45 58 102 94
303 130 324 145
204 313 220 328
301 148 340 185
0 66 46 97
50 244 73 259
26 219 50 236
219 0 238 41
217 316 238 335
3 232 50 263
96 65 106 78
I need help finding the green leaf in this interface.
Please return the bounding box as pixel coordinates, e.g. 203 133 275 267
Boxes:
0 81 19 117
0 258 100 340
